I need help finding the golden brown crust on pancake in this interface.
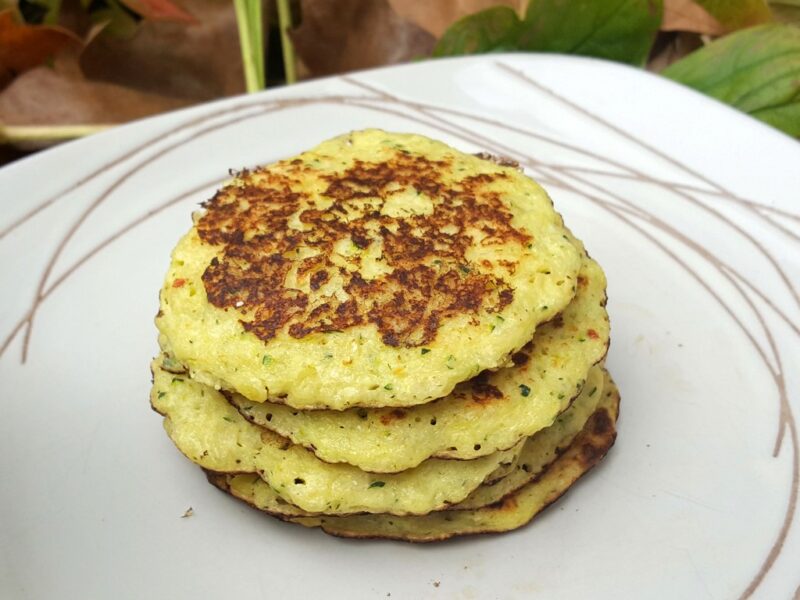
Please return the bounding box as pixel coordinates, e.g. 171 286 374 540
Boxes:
198 152 530 348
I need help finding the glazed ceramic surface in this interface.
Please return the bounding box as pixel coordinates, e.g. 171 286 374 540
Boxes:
1 55 798 599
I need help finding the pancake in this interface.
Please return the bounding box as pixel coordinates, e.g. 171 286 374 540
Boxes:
156 129 582 408
209 374 619 541
230 242 608 473
451 366 605 511
212 366 605 519
150 355 524 516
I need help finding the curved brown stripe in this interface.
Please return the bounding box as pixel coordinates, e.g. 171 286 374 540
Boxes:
534 171 797 600
0 101 268 241
496 62 800 311
345 75 800 238
18 99 333 362
539 164 800 224
346 88 800 337
0 176 223 360
343 77 797 597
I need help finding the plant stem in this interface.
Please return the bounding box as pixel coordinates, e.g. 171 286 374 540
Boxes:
234 0 266 92
276 0 297 84
0 124 110 144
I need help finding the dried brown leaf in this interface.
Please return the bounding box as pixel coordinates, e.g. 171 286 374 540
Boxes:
387 0 525 38
0 52 191 126
662 0 725 34
119 0 198 24
79 0 244 101
647 30 704 71
292 0 435 78
0 9 80 86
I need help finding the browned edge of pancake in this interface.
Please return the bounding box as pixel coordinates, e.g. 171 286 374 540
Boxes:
203 382 619 541
224 333 610 471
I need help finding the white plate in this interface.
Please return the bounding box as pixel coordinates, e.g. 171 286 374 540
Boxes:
1 55 798 600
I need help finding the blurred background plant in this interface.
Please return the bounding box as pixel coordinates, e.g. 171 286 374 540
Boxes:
0 0 797 164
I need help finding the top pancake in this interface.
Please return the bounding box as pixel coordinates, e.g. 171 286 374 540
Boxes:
156 129 581 409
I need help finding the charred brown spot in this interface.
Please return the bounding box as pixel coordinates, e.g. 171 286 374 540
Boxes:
473 152 520 170
578 440 605 466
511 351 530 366
547 314 564 329
470 373 504 405
197 151 530 346
309 270 329 291
577 275 588 287
589 408 613 436
487 494 519 511
380 408 407 425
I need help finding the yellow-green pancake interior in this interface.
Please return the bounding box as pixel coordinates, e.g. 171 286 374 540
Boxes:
150 355 524 516
210 373 620 542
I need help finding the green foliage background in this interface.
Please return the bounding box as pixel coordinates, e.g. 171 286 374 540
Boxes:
434 0 800 137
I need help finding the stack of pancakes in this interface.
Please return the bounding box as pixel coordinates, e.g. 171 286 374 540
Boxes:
150 130 617 541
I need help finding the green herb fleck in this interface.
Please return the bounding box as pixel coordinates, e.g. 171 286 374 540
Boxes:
589 387 597 397
541 305 548 311
557 393 565 399
223 416 234 422
384 383 393 391
262 354 272 366
157 391 166 399
459 264 471 274
171 377 184 384
421 348 431 355
519 384 531 397
369 481 385 488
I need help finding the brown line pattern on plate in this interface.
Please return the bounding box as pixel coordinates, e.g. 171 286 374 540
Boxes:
346 77 800 333
540 165 800 226
345 72 799 597
15 98 356 363
0 100 264 242
496 62 800 311
343 74 800 239
0 177 224 358
556 166 800 243
0 66 797 596
486 66 798 597
341 83 800 337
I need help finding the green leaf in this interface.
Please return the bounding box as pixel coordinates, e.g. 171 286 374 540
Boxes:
234 0 265 91
90 0 140 39
18 0 61 25
663 24 800 137
693 0 773 30
433 6 522 57
770 0 800 25
519 0 664 66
